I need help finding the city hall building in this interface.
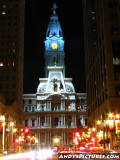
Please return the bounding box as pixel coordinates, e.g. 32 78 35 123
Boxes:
22 4 87 149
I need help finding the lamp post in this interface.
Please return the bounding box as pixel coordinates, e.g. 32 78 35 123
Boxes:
10 122 14 152
54 137 59 151
0 115 5 153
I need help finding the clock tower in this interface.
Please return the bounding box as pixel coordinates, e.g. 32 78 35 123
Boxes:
44 3 65 77
22 3 87 150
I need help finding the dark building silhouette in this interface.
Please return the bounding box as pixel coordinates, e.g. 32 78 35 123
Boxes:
0 0 25 110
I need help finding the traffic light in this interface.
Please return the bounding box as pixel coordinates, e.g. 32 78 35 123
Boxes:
24 128 29 135
25 128 29 133
75 132 80 137
91 138 95 142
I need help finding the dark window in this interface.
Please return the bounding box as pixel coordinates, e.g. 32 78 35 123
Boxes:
102 92 104 103
114 65 120 80
0 76 2 81
111 26 119 35
12 91 15 96
0 83 3 89
54 117 58 126
105 89 108 99
109 0 117 9
25 120 28 127
32 120 35 127
85 119 87 125
29 99 32 104
12 83 15 88
115 86 120 96
112 40 120 58
25 107 27 112
32 107 35 112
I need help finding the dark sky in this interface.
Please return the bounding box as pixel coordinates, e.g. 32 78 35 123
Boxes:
24 0 86 94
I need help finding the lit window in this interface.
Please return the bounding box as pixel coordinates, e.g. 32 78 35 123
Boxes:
0 62 3 67
113 58 120 65
91 11 95 14
13 49 15 52
3 5 6 8
12 62 15 66
2 11 6 15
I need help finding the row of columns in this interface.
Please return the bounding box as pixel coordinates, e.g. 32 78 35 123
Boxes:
35 131 71 148
37 101 76 111
25 114 77 128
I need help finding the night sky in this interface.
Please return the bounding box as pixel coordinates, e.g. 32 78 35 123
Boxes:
24 0 86 94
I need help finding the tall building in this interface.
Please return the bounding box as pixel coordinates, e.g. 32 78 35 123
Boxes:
23 3 87 149
0 0 25 110
83 0 120 148
0 0 25 153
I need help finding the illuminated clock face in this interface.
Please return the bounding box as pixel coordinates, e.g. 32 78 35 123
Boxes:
51 43 58 49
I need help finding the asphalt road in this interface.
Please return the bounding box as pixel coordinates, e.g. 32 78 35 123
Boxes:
0 150 120 160
0 151 58 160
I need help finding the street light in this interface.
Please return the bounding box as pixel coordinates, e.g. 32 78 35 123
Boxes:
97 120 101 125
54 138 59 143
0 115 5 153
108 113 113 118
10 122 14 152
92 128 96 131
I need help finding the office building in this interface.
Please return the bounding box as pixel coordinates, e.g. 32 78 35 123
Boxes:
83 0 120 148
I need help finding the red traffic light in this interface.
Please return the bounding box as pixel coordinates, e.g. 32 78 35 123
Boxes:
24 128 29 134
91 138 95 142
25 128 28 132
75 132 80 137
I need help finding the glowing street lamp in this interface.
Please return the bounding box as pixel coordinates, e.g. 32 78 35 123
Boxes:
116 114 119 119
13 128 17 132
54 138 59 143
10 122 14 126
97 120 101 125
108 113 113 118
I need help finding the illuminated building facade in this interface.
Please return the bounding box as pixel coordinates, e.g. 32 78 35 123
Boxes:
83 0 120 148
23 4 87 149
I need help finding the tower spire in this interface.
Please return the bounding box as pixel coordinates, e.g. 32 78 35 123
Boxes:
44 3 65 77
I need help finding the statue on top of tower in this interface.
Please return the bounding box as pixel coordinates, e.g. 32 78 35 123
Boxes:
52 3 57 14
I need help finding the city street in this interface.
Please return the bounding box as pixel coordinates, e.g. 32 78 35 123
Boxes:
0 149 120 160
0 150 58 160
